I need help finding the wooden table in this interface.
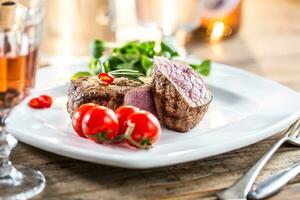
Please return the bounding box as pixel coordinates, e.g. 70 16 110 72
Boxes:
11 0 300 199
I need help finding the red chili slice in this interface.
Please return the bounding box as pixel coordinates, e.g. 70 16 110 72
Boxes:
98 72 114 84
28 98 44 109
38 95 53 108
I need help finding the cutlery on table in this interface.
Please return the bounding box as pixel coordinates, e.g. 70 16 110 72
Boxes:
248 158 300 199
217 119 300 200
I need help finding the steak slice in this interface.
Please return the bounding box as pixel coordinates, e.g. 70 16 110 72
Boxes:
124 84 157 115
67 76 143 117
152 56 212 132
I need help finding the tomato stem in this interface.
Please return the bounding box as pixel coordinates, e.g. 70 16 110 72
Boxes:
124 123 152 149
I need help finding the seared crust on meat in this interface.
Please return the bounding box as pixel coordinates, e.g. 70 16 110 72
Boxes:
67 76 142 117
152 57 212 132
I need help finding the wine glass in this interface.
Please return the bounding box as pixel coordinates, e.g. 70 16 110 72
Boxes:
135 0 203 54
0 1 45 199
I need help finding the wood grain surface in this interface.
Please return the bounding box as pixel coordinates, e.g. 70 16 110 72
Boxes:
10 0 300 199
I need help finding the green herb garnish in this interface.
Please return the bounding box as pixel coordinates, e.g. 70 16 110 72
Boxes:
108 69 144 84
72 38 211 80
91 40 105 59
71 71 92 80
189 59 211 76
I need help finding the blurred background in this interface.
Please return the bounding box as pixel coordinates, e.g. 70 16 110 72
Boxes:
42 0 300 90
1 0 300 96
39 0 300 94
42 0 242 57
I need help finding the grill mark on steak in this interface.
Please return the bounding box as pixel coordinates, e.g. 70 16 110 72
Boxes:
154 57 211 107
67 57 212 133
152 56 212 132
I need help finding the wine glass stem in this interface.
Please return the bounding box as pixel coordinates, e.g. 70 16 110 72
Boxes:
0 127 11 174
0 119 21 184
1 159 14 178
0 111 45 199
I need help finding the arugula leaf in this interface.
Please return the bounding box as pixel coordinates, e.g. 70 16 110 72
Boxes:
115 60 137 70
141 55 153 75
199 60 211 76
190 59 211 76
72 39 211 80
91 40 105 58
71 71 92 80
106 40 167 76
88 58 99 75
160 38 179 58
139 41 156 57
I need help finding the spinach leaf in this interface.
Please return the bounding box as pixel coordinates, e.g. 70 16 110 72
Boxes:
91 40 105 58
190 59 211 76
71 71 92 80
88 58 99 75
72 39 211 80
160 38 179 58
141 55 153 75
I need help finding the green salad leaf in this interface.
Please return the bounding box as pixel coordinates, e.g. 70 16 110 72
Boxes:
71 71 92 80
72 39 211 80
189 59 211 76
159 38 179 58
91 40 105 59
88 58 99 75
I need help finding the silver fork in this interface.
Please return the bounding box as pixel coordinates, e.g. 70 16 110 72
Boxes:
248 123 300 199
217 119 300 200
248 159 300 199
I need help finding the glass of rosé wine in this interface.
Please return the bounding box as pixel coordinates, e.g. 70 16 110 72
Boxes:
0 0 46 199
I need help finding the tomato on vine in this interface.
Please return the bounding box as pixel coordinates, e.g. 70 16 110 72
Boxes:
72 103 97 138
122 111 161 149
115 105 140 132
82 106 119 143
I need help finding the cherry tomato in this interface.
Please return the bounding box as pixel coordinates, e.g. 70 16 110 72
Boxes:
122 111 161 149
115 105 140 132
38 95 53 108
82 106 119 143
98 72 114 84
28 98 43 109
72 103 97 138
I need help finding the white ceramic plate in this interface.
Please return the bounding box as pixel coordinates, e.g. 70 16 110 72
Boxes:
7 61 300 169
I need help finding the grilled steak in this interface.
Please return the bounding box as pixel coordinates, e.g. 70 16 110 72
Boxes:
124 84 157 115
152 56 212 132
67 76 143 117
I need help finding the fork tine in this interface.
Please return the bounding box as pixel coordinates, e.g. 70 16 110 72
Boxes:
286 119 300 138
289 121 300 138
